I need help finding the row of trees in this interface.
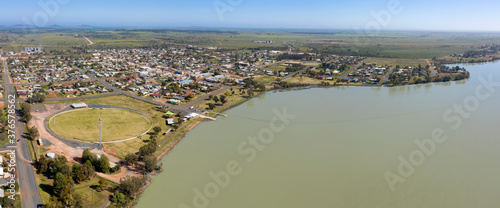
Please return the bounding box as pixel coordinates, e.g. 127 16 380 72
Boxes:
110 127 163 206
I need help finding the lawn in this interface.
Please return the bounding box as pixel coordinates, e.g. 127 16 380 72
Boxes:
368 58 429 68
286 76 334 85
48 108 151 142
265 65 286 71
254 75 277 84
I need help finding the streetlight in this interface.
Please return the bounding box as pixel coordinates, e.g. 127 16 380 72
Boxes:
99 118 102 148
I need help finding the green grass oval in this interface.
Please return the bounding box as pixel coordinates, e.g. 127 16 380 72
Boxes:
49 108 152 142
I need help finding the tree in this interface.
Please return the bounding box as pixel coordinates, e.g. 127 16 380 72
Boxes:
36 155 52 174
20 102 32 122
73 193 84 208
23 113 32 122
213 95 219 103
208 95 214 100
124 153 138 166
98 177 108 191
0 195 15 208
98 155 110 173
50 160 71 179
139 143 156 156
83 161 95 180
208 103 216 109
71 164 85 184
26 126 39 140
53 173 72 205
143 156 157 173
110 191 126 207
152 126 162 134
257 83 266 91
247 89 254 97
82 149 98 166
220 95 227 104
119 176 146 198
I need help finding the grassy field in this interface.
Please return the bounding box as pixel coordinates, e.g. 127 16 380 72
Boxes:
368 57 429 68
286 76 333 85
44 95 171 158
254 75 277 84
265 65 287 71
48 108 151 142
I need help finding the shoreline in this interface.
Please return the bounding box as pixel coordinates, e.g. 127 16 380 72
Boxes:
126 60 487 207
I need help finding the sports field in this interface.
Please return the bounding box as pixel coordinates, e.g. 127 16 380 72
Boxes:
48 108 152 142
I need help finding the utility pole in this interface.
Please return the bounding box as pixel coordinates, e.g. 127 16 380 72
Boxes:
99 118 102 147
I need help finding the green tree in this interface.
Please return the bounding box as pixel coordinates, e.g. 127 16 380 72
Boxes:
20 102 32 122
110 191 126 207
143 156 157 173
124 153 138 166
213 95 219 103
98 177 108 191
152 126 162 134
82 149 98 166
220 95 227 104
257 83 266 91
139 143 157 156
26 126 39 140
247 89 255 97
83 161 95 179
73 193 84 208
98 155 110 173
53 173 72 205
71 164 85 184
208 103 216 109
119 176 146 198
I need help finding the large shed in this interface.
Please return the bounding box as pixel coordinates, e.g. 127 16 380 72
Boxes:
71 103 88 108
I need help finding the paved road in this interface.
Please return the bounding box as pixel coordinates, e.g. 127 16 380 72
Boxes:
3 60 42 208
339 58 371 79
381 66 396 84
425 59 437 76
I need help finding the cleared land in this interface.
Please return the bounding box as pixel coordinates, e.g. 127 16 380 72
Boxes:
48 108 151 142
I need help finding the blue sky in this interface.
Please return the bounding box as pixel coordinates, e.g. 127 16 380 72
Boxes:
2 0 500 31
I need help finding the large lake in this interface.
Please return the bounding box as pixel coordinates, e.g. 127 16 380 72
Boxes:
136 61 500 208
